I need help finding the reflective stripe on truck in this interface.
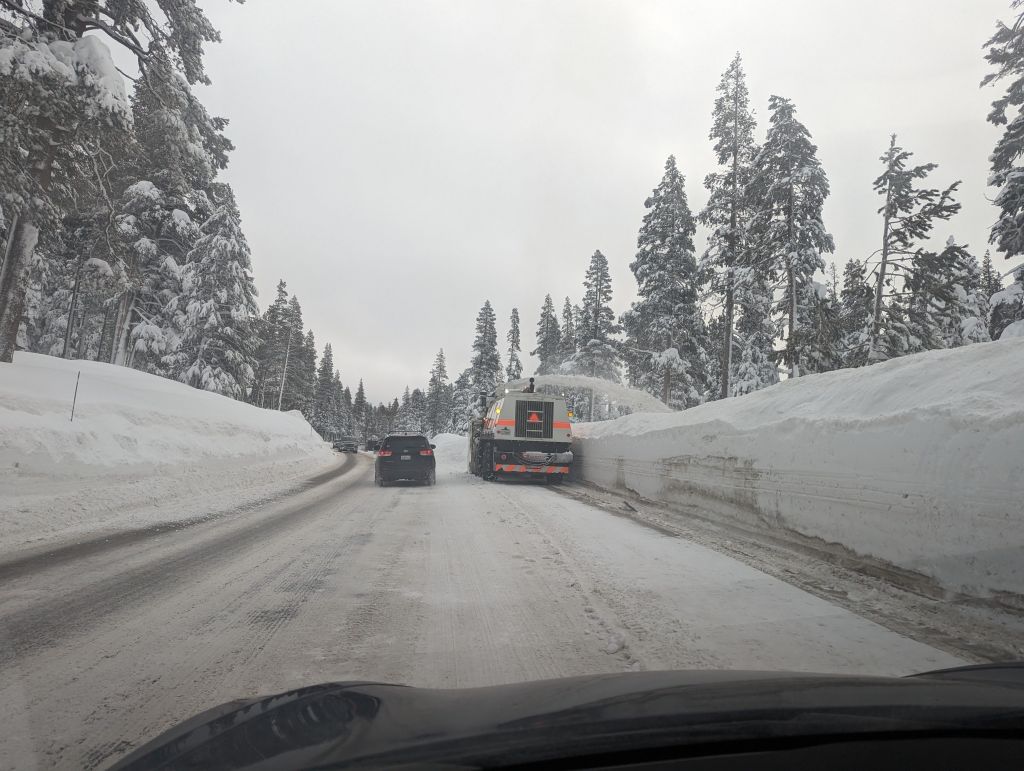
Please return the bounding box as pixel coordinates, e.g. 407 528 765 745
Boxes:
493 464 570 473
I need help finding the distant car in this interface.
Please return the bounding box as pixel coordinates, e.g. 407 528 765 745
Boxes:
333 436 358 453
365 438 381 453
375 433 436 486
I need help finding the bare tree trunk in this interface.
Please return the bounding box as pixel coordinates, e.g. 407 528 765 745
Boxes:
0 139 58 363
110 291 134 365
0 213 41 362
787 261 798 378
62 259 86 358
276 324 294 410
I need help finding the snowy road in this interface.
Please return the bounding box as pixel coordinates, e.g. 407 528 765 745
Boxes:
0 451 966 770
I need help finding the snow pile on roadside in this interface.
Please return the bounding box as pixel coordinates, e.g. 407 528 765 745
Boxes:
431 432 467 472
0 353 335 552
506 374 672 414
573 338 1024 599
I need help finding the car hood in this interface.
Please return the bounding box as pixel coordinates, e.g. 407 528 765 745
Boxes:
110 664 1024 769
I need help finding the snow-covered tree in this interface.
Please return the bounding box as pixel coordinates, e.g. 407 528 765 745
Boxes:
699 53 758 398
571 250 621 381
506 307 523 380
0 0 232 363
866 135 961 361
450 367 473 435
839 259 875 366
312 343 338 437
532 294 562 375
469 300 502 399
559 297 577 362
426 348 453 436
748 95 834 378
353 379 368 440
983 3 1024 338
622 156 710 408
166 186 258 397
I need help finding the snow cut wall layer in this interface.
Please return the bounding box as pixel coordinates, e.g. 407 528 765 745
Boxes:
0 352 332 475
573 338 1024 600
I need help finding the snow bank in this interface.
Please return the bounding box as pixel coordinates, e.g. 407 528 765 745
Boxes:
431 432 467 472
573 338 1024 600
0 353 335 551
506 374 672 414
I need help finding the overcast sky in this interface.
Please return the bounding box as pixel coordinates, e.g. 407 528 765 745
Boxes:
191 0 1010 403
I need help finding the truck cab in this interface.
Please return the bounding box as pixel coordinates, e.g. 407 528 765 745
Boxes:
468 391 573 483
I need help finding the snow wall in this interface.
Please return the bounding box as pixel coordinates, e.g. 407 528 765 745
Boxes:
0 352 333 475
572 338 1024 600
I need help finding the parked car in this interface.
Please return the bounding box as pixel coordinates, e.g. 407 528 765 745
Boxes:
375 433 436 486
333 436 359 453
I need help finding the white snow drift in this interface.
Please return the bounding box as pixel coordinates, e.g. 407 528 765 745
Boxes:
573 338 1024 600
0 353 335 551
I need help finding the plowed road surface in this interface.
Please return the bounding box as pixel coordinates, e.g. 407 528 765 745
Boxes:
0 452 964 769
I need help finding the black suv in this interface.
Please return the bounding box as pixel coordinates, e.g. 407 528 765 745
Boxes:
375 433 436 486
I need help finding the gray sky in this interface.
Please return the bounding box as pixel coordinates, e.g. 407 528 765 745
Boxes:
193 0 1010 403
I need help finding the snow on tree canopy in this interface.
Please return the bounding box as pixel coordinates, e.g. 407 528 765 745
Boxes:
0 34 130 122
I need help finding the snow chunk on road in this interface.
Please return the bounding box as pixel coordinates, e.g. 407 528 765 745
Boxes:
574 338 1024 599
0 353 335 552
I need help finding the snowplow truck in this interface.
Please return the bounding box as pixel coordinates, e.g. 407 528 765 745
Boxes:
468 391 573 483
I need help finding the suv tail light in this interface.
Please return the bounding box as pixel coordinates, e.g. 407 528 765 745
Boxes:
419 448 434 456
378 449 393 457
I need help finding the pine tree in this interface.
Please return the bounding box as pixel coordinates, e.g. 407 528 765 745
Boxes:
839 259 875 366
353 379 368 441
699 53 758 398
867 135 961 361
298 329 318 420
470 300 502 400
312 343 337 437
450 367 473 435
250 280 290 407
559 297 577 364
622 156 710 408
981 250 1003 298
506 307 523 380
532 294 562 375
167 186 258 398
426 348 453 436
748 95 834 378
572 250 621 381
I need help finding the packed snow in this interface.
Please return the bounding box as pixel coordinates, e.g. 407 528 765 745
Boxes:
573 338 1024 599
0 353 335 553
505 374 672 414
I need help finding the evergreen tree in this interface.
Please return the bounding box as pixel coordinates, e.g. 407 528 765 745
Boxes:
558 297 577 363
839 259 875 366
297 330 318 420
353 379 368 440
311 343 337 437
622 156 710 408
748 96 834 378
469 300 502 400
699 53 758 398
532 294 562 375
450 367 473 435
867 135 961 361
167 186 258 398
426 348 453 436
506 307 523 380
980 250 1003 298
572 250 621 381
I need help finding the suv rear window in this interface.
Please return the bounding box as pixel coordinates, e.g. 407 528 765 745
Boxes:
383 436 428 452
